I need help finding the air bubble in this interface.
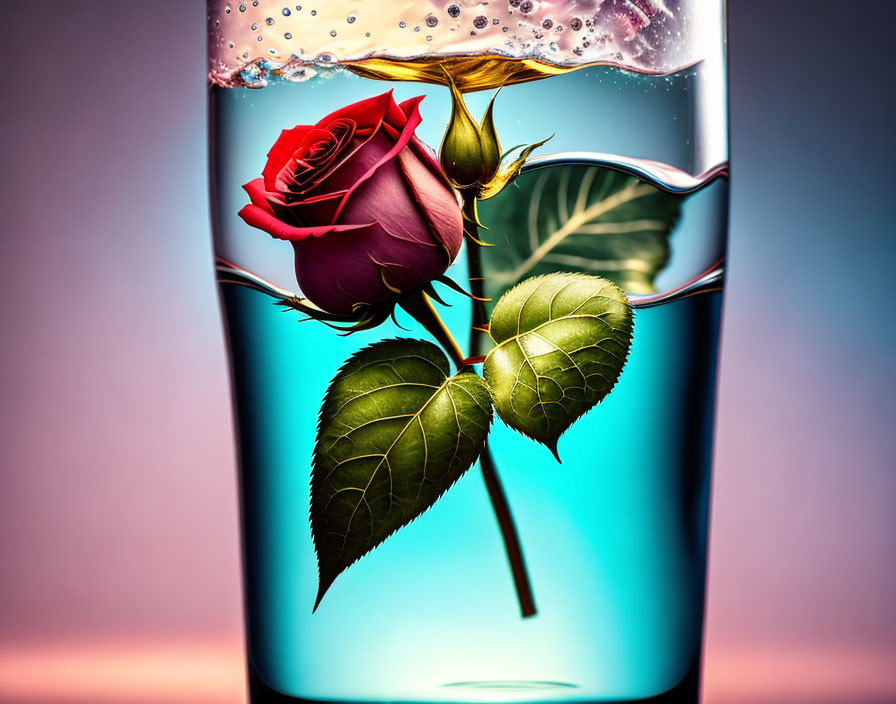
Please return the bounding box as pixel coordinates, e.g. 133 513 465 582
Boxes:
493 18 500 24
310 9 316 16
399 21 406 28
225 6 231 13
473 16 488 29
520 1 533 13
426 35 433 41
414 26 420 32
252 1 258 6
542 19 553 29
447 5 461 18
251 22 258 30
425 14 438 27
280 64 317 83
284 32 292 39
265 17 274 25
346 13 357 23
282 7 290 15
238 4 246 11
330 29 337 36
509 0 520 6
570 18 583 31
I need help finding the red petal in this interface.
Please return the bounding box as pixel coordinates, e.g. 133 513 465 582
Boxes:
262 125 312 191
242 178 276 215
330 95 425 222
238 203 369 241
314 90 396 132
395 148 463 260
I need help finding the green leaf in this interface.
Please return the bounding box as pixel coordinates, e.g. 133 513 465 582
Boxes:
311 338 493 609
476 163 681 302
483 274 633 460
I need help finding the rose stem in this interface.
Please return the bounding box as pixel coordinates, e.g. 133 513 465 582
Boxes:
398 291 466 369
462 189 538 619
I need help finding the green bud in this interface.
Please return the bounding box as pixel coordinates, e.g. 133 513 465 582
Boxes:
439 71 501 191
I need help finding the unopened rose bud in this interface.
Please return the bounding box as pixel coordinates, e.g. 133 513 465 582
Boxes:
438 69 550 204
439 72 501 193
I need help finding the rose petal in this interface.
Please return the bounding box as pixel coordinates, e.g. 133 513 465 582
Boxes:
395 148 463 260
243 178 276 215
238 203 369 241
330 95 425 223
315 90 402 132
262 125 313 191
338 141 434 247
292 220 449 314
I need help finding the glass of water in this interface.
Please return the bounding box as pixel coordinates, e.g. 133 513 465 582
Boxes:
208 1 727 701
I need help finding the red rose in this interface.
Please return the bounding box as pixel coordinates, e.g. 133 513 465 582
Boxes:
239 91 464 315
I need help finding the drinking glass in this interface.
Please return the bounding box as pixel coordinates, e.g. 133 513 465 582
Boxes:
208 2 727 702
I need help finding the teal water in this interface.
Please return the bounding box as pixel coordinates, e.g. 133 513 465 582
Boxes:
220 281 721 702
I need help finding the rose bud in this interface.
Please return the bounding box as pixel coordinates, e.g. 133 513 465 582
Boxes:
238 91 464 317
438 71 550 203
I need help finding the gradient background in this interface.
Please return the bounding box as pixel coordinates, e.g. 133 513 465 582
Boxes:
0 1 893 703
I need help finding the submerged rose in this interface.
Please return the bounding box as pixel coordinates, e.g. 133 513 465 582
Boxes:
239 91 464 315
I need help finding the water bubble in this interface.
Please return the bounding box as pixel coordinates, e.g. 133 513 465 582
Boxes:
251 22 258 30
284 32 292 39
473 15 488 29
509 0 520 6
542 19 553 29
238 4 246 11
519 1 533 13
493 18 500 24
257 35 263 41
570 17 583 31
502 26 508 31
281 64 317 83
346 13 357 23
282 7 291 16
426 35 433 41
330 29 337 36
252 1 259 6
225 6 231 13
414 26 420 31
310 9 316 16
425 14 438 27
240 63 267 88
365 32 371 37
447 5 461 18
296 4 302 9
265 17 274 25
399 21 407 28
229 41 235 48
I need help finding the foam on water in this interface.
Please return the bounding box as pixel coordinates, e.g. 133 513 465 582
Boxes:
208 0 724 87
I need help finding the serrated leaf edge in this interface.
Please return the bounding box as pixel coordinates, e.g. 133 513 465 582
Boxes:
311 338 493 610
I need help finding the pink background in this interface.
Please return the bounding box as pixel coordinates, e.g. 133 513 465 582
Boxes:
1 1 894 702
